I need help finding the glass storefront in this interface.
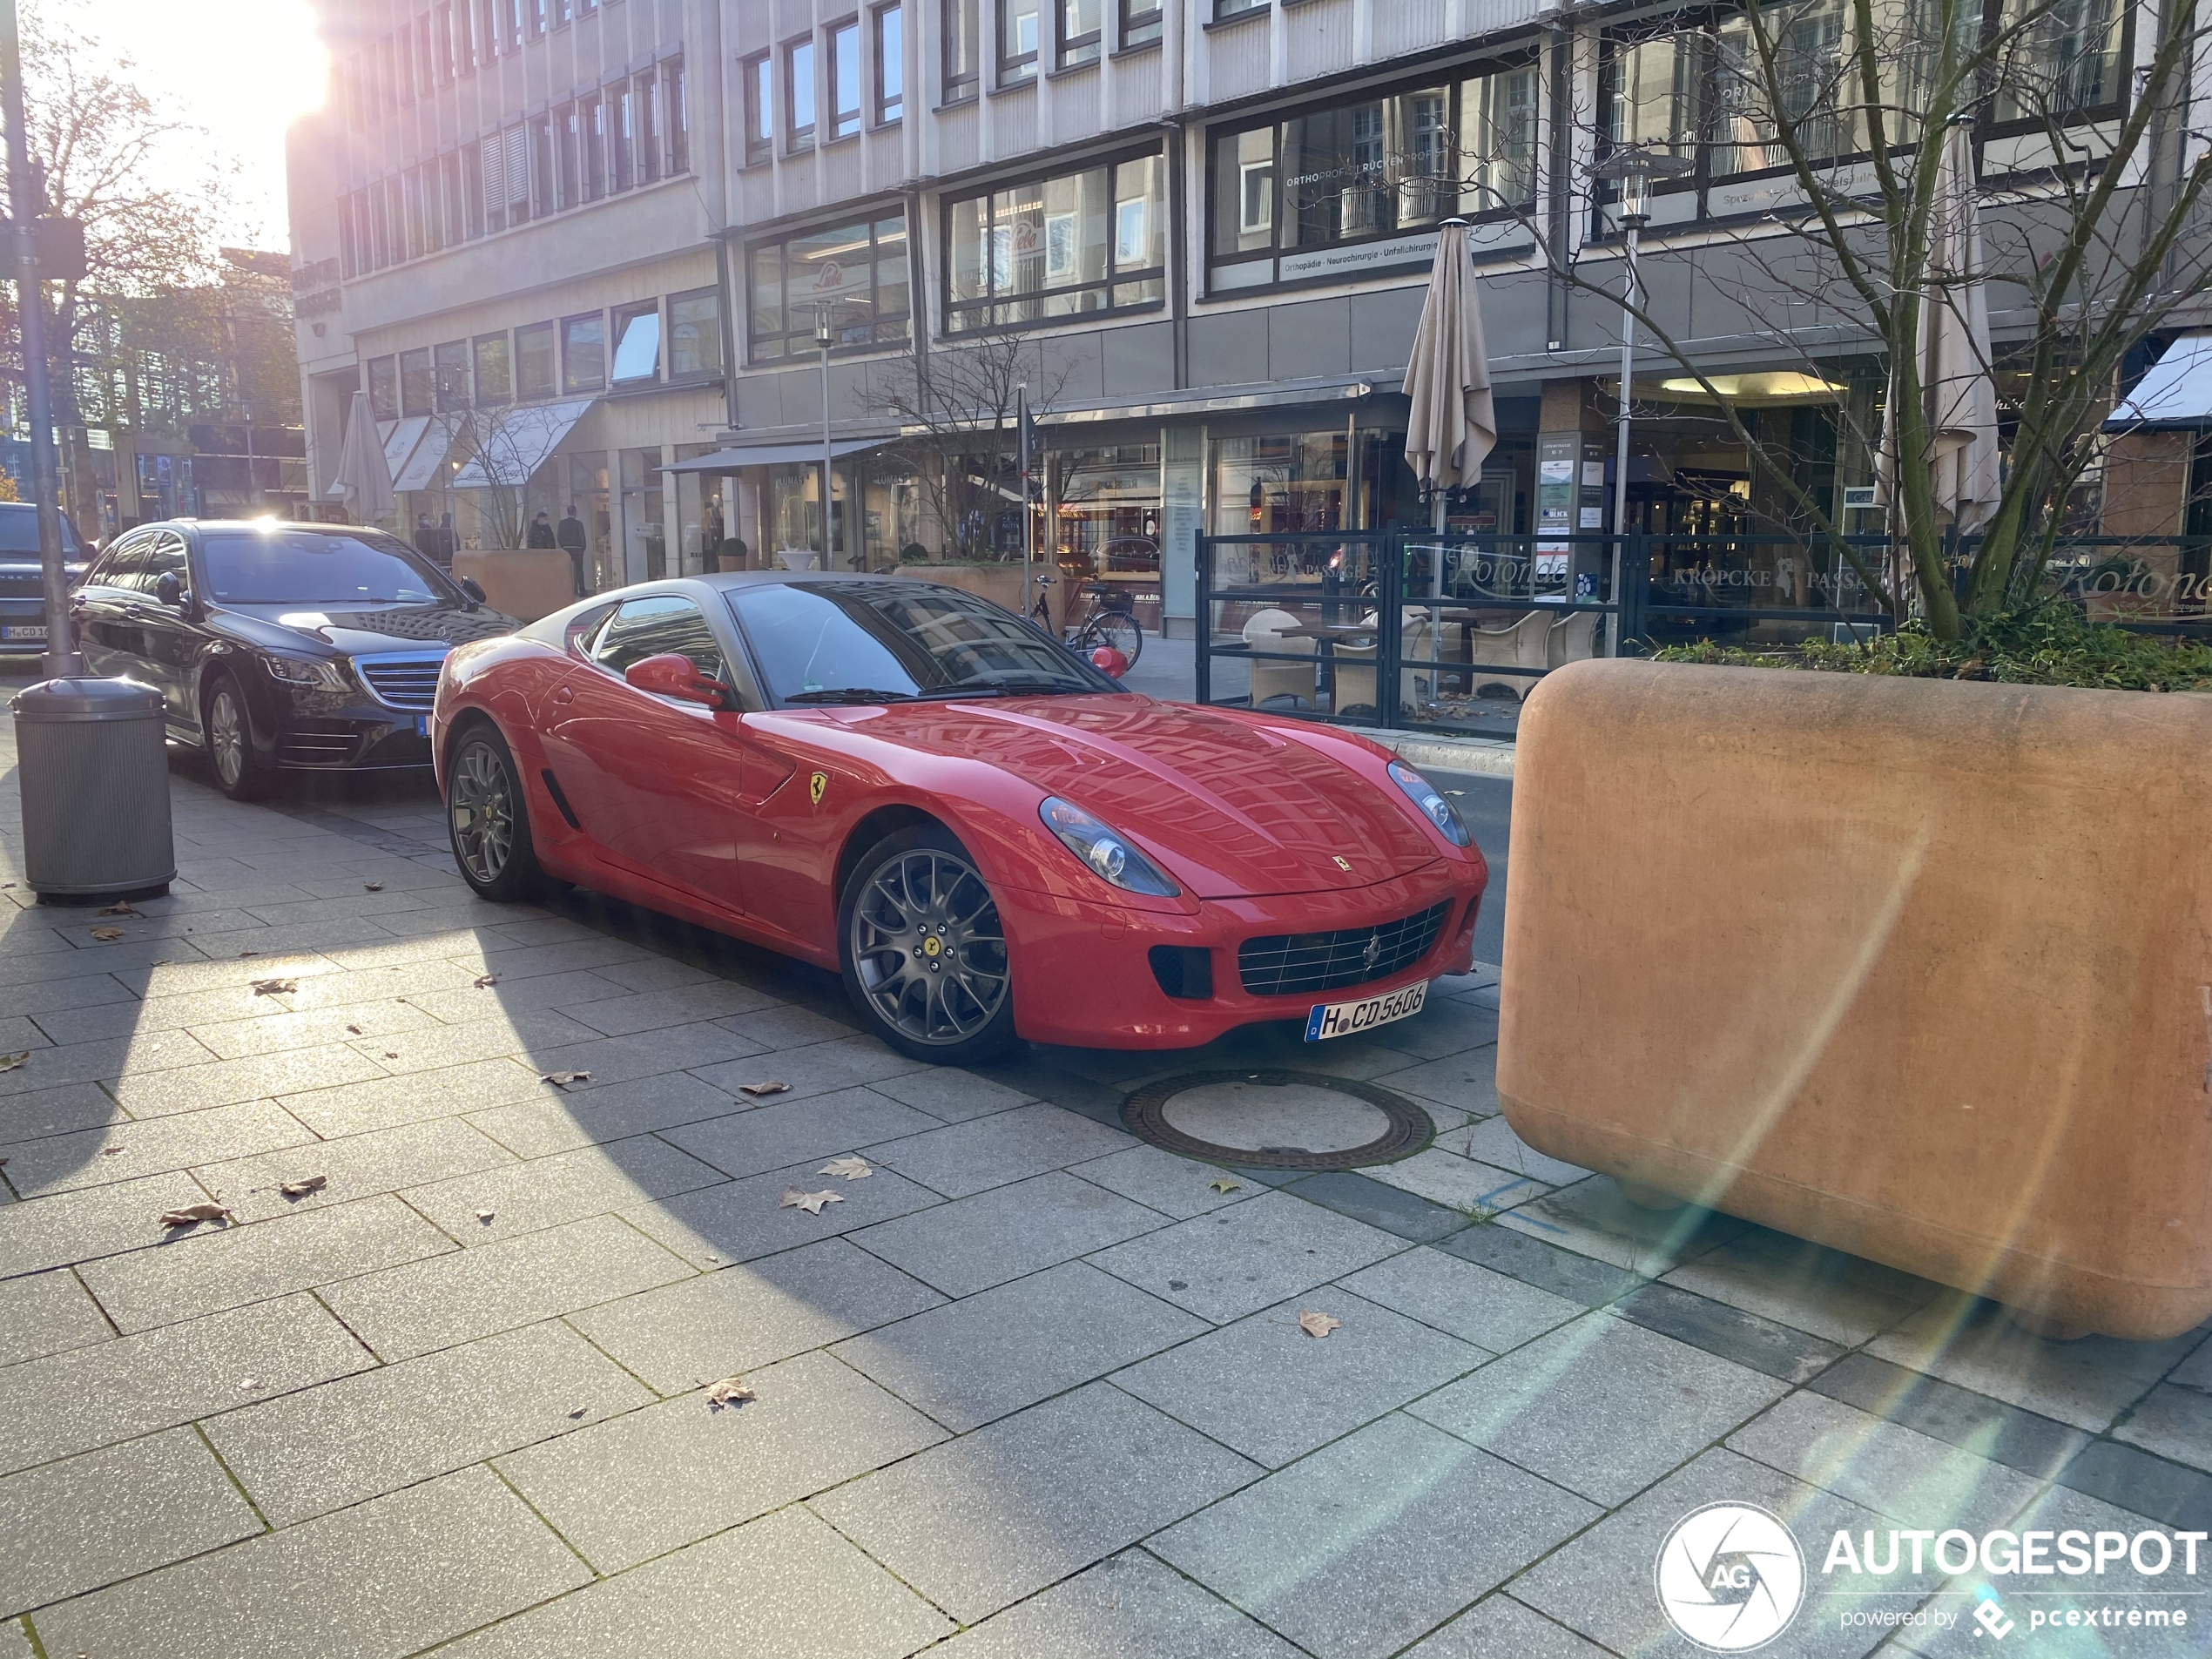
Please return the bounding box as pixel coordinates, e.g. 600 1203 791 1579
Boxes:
1053 444 1163 628
568 454 616 590
620 446 667 582
675 443 732 574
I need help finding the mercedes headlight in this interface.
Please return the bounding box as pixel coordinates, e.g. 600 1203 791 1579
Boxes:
1388 761 1471 847
266 655 345 691
1039 797 1181 897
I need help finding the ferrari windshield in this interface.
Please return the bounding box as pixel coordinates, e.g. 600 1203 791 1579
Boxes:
726 581 1115 705
201 530 459 606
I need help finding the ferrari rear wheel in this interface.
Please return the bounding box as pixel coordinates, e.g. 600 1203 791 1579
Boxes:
448 722 544 902
840 826 1015 1064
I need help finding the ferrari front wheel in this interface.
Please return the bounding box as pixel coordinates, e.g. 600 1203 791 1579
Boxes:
840 826 1015 1065
447 722 544 901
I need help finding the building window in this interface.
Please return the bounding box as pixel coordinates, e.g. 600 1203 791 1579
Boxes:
460 144 483 236
634 69 660 184
668 55 689 172
1121 0 1161 47
503 0 523 50
442 152 467 242
339 195 360 276
397 28 415 105
562 313 607 392
532 115 556 217
747 213 911 362
556 101 579 208
1216 0 1264 18
873 5 902 123
610 300 661 384
581 91 606 199
1057 0 1099 69
434 3 455 81
516 320 556 398
669 287 724 377
529 0 547 39
1207 63 1539 292
943 0 979 101
474 334 512 405
743 53 773 164
786 37 817 152
435 341 470 410
947 151 1164 333
416 14 435 94
401 167 424 260
999 0 1038 83
829 19 862 139
368 357 401 420
458 0 479 70
611 81 636 191
400 347 435 417
379 35 399 108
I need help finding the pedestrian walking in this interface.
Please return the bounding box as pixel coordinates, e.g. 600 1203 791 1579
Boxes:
556 503 590 597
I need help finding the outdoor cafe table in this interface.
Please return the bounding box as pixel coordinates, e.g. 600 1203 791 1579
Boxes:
1275 622 1378 705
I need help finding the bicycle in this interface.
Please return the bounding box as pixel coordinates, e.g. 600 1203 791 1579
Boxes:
1032 576 1144 667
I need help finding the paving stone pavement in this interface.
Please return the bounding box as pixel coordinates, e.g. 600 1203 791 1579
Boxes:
1 709 2209 1657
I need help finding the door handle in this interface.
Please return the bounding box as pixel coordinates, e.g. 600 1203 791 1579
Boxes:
552 685 576 705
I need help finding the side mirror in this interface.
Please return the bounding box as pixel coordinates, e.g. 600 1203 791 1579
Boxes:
624 651 734 709
1090 645 1130 680
155 571 185 609
458 576 488 605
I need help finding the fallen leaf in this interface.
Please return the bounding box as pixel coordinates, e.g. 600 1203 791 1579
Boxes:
1208 1178 1243 1194
818 1157 873 1180
250 978 297 996
280 1174 328 1197
0 1052 25 1074
474 1208 496 1224
738 1080 791 1098
384 1051 399 1058
96 900 144 917
89 927 124 941
363 881 384 892
539 1070 591 1088
0 880 13 888
98 1145 125 1157
345 1024 362 1035
1297 1309 1341 1339
473 974 497 988
705 1377 757 1409
778 1188 845 1216
568 1406 588 1419
159 1203 233 1229
239 1377 259 1391
238 949 260 958
1444 788 1465 796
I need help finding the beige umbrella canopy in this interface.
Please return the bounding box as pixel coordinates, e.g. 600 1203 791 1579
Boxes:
1404 219 1500 524
1880 120 2000 563
328 389 396 526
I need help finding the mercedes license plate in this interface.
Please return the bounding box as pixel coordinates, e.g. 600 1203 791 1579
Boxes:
1 624 46 640
1305 980 1427 1042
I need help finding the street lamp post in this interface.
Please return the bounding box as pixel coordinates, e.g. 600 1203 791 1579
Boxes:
1591 145 1691 656
813 304 836 570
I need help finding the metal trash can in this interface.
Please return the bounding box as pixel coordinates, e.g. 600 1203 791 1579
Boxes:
11 677 176 902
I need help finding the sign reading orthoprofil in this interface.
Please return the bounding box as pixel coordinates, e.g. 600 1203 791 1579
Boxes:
1658 1507 2209 1651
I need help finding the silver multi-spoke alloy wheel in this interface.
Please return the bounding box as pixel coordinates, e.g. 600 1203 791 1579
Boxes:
209 685 246 789
849 847 1010 1045
449 738 516 886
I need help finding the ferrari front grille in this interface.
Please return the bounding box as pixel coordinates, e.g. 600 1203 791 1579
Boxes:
353 653 445 711
1238 900 1452 999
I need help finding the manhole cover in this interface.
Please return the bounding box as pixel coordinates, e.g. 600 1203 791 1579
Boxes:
1121 1070 1433 1170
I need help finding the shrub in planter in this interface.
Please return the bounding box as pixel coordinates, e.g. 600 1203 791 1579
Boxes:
1498 653 2212 1340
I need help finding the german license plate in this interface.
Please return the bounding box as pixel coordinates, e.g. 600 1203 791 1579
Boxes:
1305 980 1427 1042
0 624 45 640
414 714 429 737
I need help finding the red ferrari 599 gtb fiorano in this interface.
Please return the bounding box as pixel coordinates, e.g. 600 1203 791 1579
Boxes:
433 574 1486 1064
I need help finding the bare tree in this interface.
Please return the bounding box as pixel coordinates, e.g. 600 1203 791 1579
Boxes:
1472 0 2212 638
877 328 1072 563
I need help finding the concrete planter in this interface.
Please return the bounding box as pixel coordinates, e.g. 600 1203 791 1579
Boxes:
1498 658 2212 1340
451 547 573 624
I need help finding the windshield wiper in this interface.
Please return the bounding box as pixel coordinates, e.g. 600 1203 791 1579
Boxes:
949 676 1089 695
784 687 921 704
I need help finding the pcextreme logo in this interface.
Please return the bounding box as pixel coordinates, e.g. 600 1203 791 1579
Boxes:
1656 1503 1807 1652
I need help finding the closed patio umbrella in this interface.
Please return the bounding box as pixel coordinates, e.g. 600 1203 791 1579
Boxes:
328 389 395 526
1404 219 1500 526
1881 118 2000 595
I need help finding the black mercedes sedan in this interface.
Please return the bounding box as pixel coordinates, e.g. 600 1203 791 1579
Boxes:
0 500 89 658
70 519 517 799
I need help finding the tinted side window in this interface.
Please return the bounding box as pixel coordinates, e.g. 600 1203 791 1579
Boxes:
91 536 153 593
145 534 190 590
592 595 725 682
564 601 617 658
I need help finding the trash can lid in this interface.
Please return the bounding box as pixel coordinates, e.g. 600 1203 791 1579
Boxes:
10 676 166 719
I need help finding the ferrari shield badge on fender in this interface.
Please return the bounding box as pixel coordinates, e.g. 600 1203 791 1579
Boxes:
809 772 829 806
1332 855 1352 871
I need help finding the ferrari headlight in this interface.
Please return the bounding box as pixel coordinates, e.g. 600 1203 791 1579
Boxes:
1389 760 1471 847
1039 797 1180 897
